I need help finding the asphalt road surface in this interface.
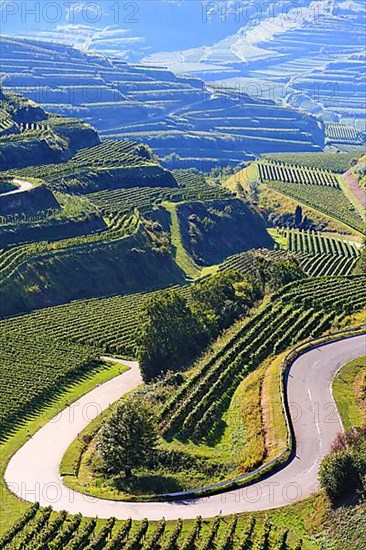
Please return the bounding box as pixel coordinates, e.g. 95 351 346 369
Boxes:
5 335 365 520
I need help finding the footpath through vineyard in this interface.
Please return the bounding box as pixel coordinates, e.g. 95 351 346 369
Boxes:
5 335 365 520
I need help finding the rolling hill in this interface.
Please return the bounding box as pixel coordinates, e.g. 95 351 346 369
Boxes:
0 36 324 169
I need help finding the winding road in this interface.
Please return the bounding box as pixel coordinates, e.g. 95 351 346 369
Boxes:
0 179 34 197
5 335 366 520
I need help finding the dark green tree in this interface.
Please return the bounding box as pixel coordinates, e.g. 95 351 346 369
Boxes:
357 237 366 274
190 271 245 336
294 205 303 227
137 290 204 381
96 397 158 477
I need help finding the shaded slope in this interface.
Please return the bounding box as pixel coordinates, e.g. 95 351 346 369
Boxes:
178 198 273 266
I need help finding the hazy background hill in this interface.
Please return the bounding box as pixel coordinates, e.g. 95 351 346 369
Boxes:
0 36 326 169
1 1 364 165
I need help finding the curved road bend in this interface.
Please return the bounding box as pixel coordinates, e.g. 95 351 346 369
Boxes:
5 335 366 520
0 179 34 197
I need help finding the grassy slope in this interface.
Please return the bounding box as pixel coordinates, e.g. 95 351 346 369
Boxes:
0 229 185 318
333 355 366 430
162 201 201 279
269 181 364 234
177 198 273 266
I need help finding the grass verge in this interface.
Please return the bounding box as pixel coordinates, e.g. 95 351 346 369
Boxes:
332 355 366 430
0 360 128 535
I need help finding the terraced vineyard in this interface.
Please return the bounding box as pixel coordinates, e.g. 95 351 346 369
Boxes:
0 506 301 549
326 124 364 145
219 249 293 275
0 37 324 169
0 285 190 357
286 229 358 256
0 109 16 135
0 330 97 439
4 140 155 182
71 140 153 167
285 229 360 277
0 212 140 288
299 254 358 277
263 152 363 173
220 244 359 278
89 170 230 213
160 275 366 440
258 160 339 187
267 181 364 233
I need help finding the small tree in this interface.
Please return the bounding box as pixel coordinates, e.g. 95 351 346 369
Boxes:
294 205 303 227
269 259 304 290
96 397 158 478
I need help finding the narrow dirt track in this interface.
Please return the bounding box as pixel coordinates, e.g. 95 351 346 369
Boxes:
5 336 366 520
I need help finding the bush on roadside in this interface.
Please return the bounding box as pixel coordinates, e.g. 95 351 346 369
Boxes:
319 428 366 502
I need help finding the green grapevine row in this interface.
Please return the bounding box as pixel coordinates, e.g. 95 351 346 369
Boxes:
284 229 360 276
258 160 339 187
0 212 139 287
268 181 364 233
0 285 189 357
89 169 230 214
325 124 364 144
285 229 359 258
0 507 305 549
0 330 98 440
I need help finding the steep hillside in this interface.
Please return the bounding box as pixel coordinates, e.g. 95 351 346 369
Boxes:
4 140 177 195
0 37 324 168
0 93 275 318
178 198 273 266
0 185 60 217
0 223 185 317
0 91 99 170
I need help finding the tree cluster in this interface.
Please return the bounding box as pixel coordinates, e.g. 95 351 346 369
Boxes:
137 272 259 382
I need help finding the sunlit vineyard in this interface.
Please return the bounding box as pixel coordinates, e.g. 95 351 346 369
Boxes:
267 181 364 233
285 229 359 276
219 249 293 276
285 229 359 258
0 330 97 439
0 285 189 358
299 253 357 277
219 244 359 278
71 140 153 167
258 160 339 187
0 505 303 549
89 169 230 213
3 140 155 181
263 152 361 173
160 275 366 440
0 110 15 135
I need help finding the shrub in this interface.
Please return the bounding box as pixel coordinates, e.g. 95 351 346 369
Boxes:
319 450 362 501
